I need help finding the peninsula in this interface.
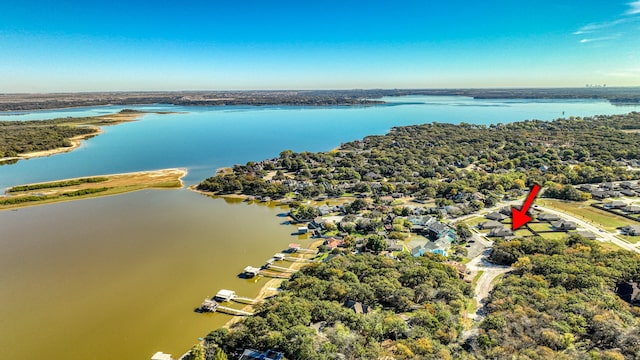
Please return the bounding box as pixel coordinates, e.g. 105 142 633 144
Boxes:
0 168 186 210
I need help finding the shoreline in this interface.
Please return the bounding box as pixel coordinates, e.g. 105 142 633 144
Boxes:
221 239 323 330
0 110 157 163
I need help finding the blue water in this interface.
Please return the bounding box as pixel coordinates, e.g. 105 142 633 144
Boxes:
1 96 638 189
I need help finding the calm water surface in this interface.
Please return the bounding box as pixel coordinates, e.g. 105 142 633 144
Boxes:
0 97 638 360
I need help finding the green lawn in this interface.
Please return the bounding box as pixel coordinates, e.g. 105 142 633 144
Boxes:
618 235 640 244
539 232 570 241
463 216 487 228
538 199 636 232
514 228 535 237
528 223 552 232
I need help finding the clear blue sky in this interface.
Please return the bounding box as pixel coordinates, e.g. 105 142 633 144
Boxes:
1 0 639 92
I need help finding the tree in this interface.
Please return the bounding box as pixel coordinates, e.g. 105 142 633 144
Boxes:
455 223 472 241
188 343 205 360
365 235 388 252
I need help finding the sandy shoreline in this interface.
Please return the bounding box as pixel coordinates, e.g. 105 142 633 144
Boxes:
0 111 150 163
221 239 322 330
0 129 103 162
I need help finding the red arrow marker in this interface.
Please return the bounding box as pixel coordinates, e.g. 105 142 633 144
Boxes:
511 184 541 230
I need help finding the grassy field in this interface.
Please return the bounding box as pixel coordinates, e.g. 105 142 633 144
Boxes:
0 169 185 210
514 228 535 237
528 223 553 232
539 232 570 241
618 235 640 244
463 216 487 227
538 199 636 232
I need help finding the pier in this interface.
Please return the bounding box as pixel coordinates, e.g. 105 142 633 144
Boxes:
288 243 317 254
197 298 254 316
263 262 297 273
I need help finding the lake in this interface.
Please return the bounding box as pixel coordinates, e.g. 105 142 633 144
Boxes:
0 96 638 360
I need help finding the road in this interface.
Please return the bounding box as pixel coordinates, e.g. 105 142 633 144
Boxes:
465 248 512 321
535 205 639 253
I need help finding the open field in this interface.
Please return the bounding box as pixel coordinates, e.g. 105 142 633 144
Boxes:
618 235 640 244
0 168 186 210
538 199 636 232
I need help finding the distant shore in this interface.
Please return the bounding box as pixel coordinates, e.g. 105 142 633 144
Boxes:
0 110 179 163
0 168 187 210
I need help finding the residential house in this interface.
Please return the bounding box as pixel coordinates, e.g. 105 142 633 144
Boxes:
479 220 503 230
386 239 403 252
577 231 597 240
620 225 640 236
591 190 609 200
317 204 333 216
411 245 425 257
239 349 284 360
579 184 597 192
488 227 514 238
605 200 627 209
323 237 344 249
621 189 637 197
485 211 507 221
622 205 640 214
551 220 577 231
607 190 622 198
344 300 372 315
620 181 634 189
537 213 561 222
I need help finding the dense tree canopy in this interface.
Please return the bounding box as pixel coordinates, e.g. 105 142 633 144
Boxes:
198 113 640 202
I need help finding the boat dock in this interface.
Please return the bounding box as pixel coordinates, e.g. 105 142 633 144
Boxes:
197 298 254 316
214 289 260 304
263 262 297 273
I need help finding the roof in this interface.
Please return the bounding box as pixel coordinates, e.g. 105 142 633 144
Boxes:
577 231 597 240
485 212 507 220
537 213 560 221
488 227 514 237
344 300 372 315
239 349 284 360
479 220 503 229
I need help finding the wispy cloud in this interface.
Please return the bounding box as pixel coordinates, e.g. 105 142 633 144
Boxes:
627 0 640 14
573 3 640 44
573 19 626 35
579 34 620 43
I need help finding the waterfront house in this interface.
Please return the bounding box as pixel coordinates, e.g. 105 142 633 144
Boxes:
323 237 344 249
239 349 284 360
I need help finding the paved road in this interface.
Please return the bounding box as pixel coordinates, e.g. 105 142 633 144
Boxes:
535 205 639 253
